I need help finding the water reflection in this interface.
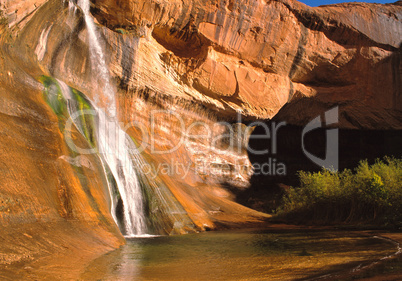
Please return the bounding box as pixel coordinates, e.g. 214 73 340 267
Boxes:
81 229 397 280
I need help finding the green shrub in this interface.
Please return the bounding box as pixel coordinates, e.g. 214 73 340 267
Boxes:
277 157 402 227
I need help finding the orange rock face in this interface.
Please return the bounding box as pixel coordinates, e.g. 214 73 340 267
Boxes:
91 0 402 127
0 0 401 276
0 14 124 280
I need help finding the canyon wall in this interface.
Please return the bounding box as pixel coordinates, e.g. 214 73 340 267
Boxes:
0 0 401 277
90 0 402 128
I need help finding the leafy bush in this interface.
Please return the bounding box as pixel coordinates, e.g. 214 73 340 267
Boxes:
277 157 402 227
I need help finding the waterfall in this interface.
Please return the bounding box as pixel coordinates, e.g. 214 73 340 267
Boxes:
67 0 148 236
47 76 197 236
57 78 148 236
77 0 115 115
96 108 148 236
47 0 199 236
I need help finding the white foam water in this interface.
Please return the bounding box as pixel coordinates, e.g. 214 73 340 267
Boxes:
77 0 116 116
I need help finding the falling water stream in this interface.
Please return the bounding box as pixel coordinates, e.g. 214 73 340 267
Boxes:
71 0 147 236
77 0 115 115
39 0 198 237
57 79 148 236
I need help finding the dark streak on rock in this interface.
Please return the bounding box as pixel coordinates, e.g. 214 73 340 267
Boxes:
118 36 135 90
288 25 308 80
288 80 295 103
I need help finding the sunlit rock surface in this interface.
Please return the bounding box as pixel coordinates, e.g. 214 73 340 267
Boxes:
92 0 402 127
0 0 401 277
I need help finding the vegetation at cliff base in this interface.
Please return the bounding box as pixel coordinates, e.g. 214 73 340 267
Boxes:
277 157 402 227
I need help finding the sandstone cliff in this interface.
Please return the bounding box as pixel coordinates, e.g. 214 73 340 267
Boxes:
0 0 401 277
89 0 402 128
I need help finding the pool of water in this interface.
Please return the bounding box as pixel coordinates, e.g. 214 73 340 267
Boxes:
81 229 397 280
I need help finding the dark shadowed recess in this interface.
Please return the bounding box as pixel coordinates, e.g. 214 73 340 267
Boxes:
237 122 402 213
